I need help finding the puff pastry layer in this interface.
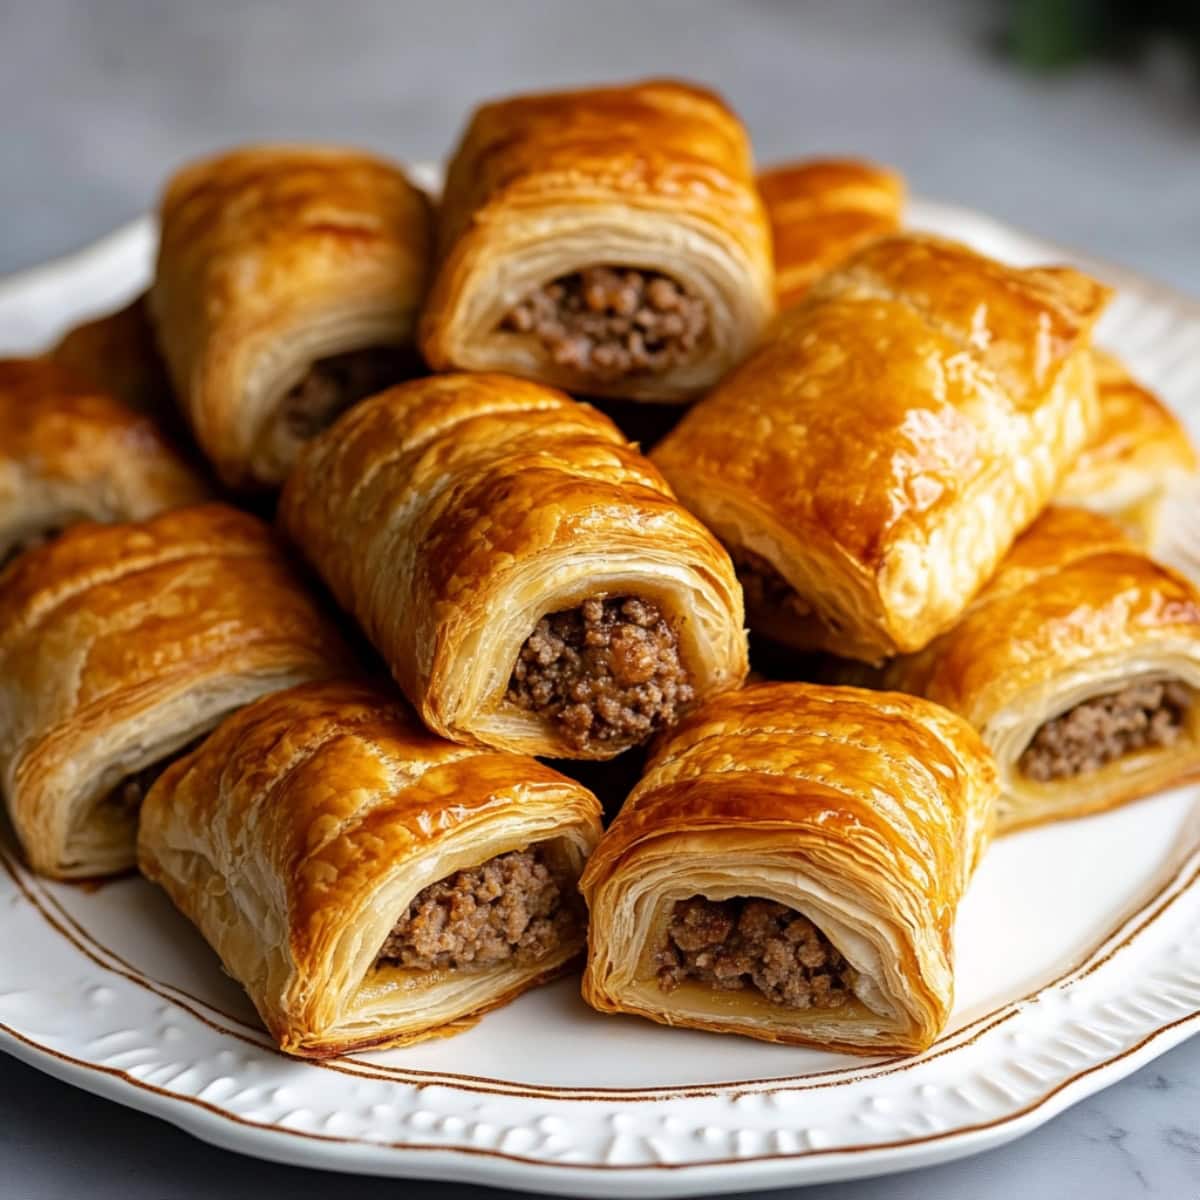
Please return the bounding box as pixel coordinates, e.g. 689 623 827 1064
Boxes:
0 503 349 878
1058 350 1197 549
50 294 174 417
419 79 775 403
875 506 1200 833
580 683 996 1054
758 157 905 309
652 234 1112 662
0 358 209 568
150 145 433 489
138 679 603 1057
280 372 747 758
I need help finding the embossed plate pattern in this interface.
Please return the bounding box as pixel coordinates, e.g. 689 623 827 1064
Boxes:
0 197 1198 1197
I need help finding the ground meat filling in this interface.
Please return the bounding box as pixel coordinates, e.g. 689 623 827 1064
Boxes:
734 550 812 620
656 897 857 1010
507 596 694 750
376 849 579 972
1019 680 1192 781
280 345 412 442
501 267 708 380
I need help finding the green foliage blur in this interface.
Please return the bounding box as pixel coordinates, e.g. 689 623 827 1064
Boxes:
1009 0 1200 70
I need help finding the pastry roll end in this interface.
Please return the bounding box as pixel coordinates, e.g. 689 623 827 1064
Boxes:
880 507 1200 833
0 504 348 878
420 79 775 403
581 683 996 1055
151 145 433 488
138 680 603 1056
281 372 748 760
0 357 210 571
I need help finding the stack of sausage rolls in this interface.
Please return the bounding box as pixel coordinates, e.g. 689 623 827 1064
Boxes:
2 77 1196 1061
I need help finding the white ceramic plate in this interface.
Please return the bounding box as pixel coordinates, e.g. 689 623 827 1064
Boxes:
0 200 1198 1198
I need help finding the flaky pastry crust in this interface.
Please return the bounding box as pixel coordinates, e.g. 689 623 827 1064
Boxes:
652 234 1112 662
580 683 996 1054
50 294 174 417
877 507 1200 833
0 357 209 567
0 504 349 877
150 144 433 488
139 679 603 1057
419 79 774 402
1057 350 1198 548
280 372 747 758
758 157 905 309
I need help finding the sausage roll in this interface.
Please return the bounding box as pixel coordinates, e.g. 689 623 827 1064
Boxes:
150 145 434 489
0 358 209 569
50 294 174 417
419 79 775 403
1058 350 1198 549
0 504 349 878
280 372 747 759
652 234 1112 663
139 679 603 1057
581 683 996 1055
875 506 1200 834
758 157 905 309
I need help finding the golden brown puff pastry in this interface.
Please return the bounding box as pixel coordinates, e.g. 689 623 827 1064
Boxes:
0 358 210 569
652 234 1112 664
150 145 434 490
758 157 906 309
50 294 174 417
0 503 350 879
419 79 775 404
580 683 996 1055
1057 350 1198 549
871 506 1200 834
138 678 603 1057
279 372 748 760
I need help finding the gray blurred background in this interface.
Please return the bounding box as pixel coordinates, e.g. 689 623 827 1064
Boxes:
3 0 1200 290
2 3 1199 1198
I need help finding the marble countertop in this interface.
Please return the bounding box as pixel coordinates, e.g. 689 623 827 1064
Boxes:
2 2 1198 1197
